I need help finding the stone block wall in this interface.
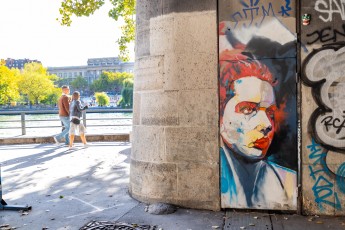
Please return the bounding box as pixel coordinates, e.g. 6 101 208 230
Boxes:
130 0 220 210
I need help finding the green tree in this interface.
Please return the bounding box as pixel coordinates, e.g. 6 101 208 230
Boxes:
0 66 21 105
95 92 110 106
71 75 88 93
118 77 133 108
108 71 132 87
58 0 135 61
92 71 133 94
55 77 70 87
19 63 57 105
41 87 61 105
90 72 110 93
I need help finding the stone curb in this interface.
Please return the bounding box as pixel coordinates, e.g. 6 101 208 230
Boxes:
0 134 130 145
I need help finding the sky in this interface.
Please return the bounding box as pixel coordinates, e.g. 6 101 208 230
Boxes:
0 0 133 67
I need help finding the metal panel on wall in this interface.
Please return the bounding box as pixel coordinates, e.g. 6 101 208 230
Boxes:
218 0 297 210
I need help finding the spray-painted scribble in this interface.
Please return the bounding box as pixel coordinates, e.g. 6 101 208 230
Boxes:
315 0 345 22
306 24 345 45
336 162 345 194
307 139 341 210
302 42 345 212
302 43 345 152
279 0 292 16
231 0 292 29
218 15 297 209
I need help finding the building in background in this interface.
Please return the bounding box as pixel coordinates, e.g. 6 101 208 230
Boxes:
47 57 134 85
4 58 41 69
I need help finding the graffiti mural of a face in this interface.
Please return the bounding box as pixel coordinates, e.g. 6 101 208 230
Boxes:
221 77 276 159
218 18 297 210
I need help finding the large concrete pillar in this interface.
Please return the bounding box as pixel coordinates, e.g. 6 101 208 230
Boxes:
130 0 220 210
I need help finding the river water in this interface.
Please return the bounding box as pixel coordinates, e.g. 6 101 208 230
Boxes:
0 112 132 138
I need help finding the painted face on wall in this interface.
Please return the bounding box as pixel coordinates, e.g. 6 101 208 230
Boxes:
221 77 276 160
302 14 311 26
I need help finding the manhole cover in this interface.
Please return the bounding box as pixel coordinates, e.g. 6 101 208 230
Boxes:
80 221 157 230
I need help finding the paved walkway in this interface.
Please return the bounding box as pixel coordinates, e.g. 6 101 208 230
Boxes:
1 143 344 230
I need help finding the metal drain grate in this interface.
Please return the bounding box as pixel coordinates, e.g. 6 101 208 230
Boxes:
80 221 157 230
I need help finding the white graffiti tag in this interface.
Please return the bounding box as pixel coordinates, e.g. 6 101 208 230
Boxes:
304 45 345 150
315 0 345 22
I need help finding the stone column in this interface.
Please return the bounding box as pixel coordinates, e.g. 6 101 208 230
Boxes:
130 0 220 210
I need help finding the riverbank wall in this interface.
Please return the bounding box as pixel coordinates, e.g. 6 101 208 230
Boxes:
0 108 132 115
0 133 129 145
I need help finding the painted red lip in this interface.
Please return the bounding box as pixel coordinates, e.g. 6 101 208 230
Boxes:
253 137 270 150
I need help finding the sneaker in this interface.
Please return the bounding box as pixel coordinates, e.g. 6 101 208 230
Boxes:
53 136 60 145
68 146 77 150
83 143 92 148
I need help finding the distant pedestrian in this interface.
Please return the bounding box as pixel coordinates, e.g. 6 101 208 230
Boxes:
69 91 90 150
53 85 71 145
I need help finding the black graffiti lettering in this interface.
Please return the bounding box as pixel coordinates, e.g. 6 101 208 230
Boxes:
306 24 345 45
307 27 333 45
334 27 345 41
320 28 333 43
321 116 333 132
321 116 345 134
302 42 345 151
334 118 345 134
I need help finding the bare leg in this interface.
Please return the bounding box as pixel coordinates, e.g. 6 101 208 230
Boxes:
69 134 75 147
80 133 87 145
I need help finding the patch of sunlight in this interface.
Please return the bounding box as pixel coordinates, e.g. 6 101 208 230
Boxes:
64 180 82 189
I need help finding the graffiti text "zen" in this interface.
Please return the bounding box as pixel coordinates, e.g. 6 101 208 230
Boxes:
306 24 345 45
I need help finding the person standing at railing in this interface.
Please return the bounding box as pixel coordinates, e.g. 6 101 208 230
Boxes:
69 91 90 150
53 85 71 146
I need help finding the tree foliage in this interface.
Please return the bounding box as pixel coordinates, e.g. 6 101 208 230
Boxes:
58 0 135 61
95 92 110 106
108 71 133 85
90 71 133 93
55 77 70 87
41 87 61 105
118 77 133 108
0 66 21 105
90 72 110 93
19 63 58 105
71 75 88 92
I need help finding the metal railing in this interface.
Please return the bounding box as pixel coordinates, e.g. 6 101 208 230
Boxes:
0 109 132 135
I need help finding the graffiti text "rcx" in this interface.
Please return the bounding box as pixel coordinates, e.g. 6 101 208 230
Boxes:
321 115 345 136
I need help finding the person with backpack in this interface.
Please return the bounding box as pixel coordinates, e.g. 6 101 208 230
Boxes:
69 91 90 150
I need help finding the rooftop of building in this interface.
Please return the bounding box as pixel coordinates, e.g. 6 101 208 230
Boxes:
47 57 133 70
